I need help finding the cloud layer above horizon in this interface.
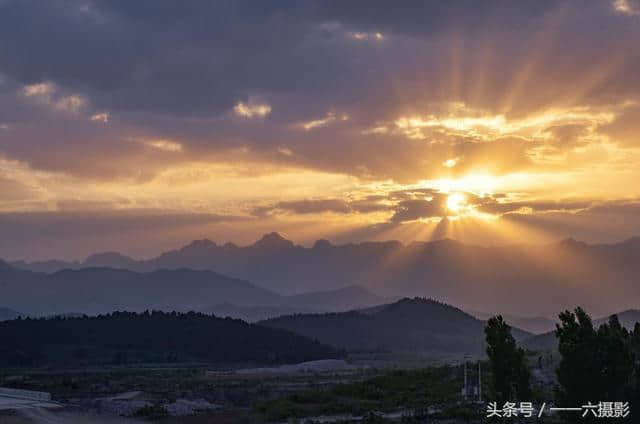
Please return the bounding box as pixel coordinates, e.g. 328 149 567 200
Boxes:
1 0 640 260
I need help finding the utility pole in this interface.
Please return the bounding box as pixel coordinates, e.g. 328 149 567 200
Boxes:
478 360 482 402
463 360 467 401
478 331 483 402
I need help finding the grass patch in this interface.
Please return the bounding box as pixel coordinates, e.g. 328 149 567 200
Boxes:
256 366 465 421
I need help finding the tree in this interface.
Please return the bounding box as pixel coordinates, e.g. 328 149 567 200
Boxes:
597 315 634 401
555 308 635 423
485 315 531 403
632 323 640 419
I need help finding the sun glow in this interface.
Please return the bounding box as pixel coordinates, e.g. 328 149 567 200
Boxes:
446 193 466 213
431 173 500 196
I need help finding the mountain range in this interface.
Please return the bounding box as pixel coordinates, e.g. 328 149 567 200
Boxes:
9 233 640 317
0 259 386 317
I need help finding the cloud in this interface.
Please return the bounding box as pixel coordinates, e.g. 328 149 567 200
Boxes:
234 101 272 118
254 198 390 216
22 81 87 113
258 199 351 215
477 199 593 215
541 124 591 150
0 175 40 202
297 111 349 131
390 196 447 223
451 138 534 175
0 0 636 184
23 82 55 98
90 112 109 123
599 105 640 146
349 31 384 41
142 138 184 153
613 0 640 15
0 0 639 256
500 200 640 243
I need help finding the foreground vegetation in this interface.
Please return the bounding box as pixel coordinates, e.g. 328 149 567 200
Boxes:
484 308 640 423
255 365 481 421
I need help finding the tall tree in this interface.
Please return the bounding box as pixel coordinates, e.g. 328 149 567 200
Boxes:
632 323 640 420
485 316 531 403
597 315 634 401
555 308 635 423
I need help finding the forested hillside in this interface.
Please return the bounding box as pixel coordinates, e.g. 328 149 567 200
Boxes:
0 311 344 367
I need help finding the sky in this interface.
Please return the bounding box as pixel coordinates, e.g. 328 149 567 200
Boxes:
1 0 640 260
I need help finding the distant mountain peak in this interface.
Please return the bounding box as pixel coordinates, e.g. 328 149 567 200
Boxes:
84 251 133 262
252 232 294 249
181 238 218 251
312 239 333 250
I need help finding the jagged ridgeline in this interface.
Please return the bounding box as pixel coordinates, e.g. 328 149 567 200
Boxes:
0 311 344 367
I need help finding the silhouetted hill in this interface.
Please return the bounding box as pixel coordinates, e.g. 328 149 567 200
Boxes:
286 285 390 311
200 286 389 322
522 309 640 351
83 251 138 269
467 309 557 334
0 258 12 271
9 234 640 316
1 261 388 318
259 297 531 355
201 303 309 323
594 309 640 329
0 307 24 321
0 311 343 367
0 267 284 316
10 259 80 273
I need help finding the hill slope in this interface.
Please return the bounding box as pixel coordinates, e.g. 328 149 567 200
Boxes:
260 297 531 355
0 307 25 321
1 260 387 317
467 309 557 334
0 311 343 367
522 309 640 352
0 265 284 316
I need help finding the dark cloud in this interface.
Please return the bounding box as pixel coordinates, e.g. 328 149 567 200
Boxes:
390 196 447 223
0 0 638 181
477 199 593 215
253 198 390 216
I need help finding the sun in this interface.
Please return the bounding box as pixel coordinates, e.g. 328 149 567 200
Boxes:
446 193 466 213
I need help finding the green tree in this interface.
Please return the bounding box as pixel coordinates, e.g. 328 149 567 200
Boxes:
555 308 635 423
632 323 640 420
597 315 634 401
485 315 531 403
